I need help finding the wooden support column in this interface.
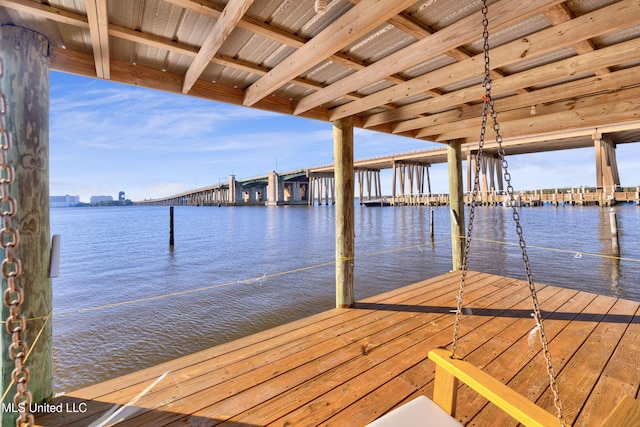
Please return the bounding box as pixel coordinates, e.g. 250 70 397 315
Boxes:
333 117 354 308
480 155 489 204
448 140 466 271
391 162 397 206
594 134 621 193
495 156 504 192
0 25 53 416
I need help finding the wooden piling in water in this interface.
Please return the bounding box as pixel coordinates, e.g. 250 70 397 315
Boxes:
169 206 175 247
430 208 434 239
610 211 620 257
0 25 53 417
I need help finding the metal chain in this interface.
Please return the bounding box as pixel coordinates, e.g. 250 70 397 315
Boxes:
450 0 493 361
449 102 486 357
0 55 34 426
450 2 565 425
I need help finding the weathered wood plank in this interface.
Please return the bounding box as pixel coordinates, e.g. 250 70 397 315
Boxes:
545 301 640 426
229 277 529 426
468 293 622 426
599 395 640 427
573 305 640 426
263 280 525 426
118 274 505 426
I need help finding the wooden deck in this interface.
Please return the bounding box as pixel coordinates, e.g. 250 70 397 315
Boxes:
36 271 640 426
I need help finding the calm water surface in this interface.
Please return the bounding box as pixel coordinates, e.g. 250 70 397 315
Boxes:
50 204 640 392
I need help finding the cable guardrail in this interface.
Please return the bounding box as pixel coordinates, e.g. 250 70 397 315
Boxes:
43 237 640 319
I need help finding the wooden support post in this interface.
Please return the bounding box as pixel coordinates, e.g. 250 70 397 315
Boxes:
169 206 175 247
391 162 396 206
481 155 489 205
430 208 434 239
610 211 620 257
334 117 354 308
448 140 465 271
0 25 53 416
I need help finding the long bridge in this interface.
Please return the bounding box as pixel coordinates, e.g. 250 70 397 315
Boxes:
137 121 640 207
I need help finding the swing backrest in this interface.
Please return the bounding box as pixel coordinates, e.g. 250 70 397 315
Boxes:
429 347 561 427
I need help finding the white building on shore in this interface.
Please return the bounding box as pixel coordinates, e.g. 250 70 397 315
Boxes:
50 195 80 208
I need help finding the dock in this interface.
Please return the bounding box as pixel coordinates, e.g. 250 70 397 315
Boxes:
36 271 640 426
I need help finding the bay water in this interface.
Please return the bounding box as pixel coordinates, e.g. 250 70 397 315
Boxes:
50 204 640 392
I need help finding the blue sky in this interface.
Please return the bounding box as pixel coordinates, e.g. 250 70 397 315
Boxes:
50 71 640 203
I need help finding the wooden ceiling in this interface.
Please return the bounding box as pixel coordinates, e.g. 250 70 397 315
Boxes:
1 0 640 146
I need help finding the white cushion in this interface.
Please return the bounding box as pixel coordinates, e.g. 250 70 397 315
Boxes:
366 395 463 427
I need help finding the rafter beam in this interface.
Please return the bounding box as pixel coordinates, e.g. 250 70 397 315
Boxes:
399 65 640 136
0 0 398 112
399 65 640 137
48 46 339 124
418 84 639 140
0 0 382 107
182 0 255 94
423 86 640 143
366 33 640 131
85 0 110 79
293 0 565 116
543 3 610 75
0 0 89 27
335 0 639 125
242 0 417 107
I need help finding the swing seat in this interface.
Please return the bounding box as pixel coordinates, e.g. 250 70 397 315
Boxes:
367 347 560 427
366 395 463 427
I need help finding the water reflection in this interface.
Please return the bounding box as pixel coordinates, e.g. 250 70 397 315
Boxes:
597 208 622 293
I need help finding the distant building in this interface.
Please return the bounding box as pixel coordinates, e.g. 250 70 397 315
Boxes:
50 195 80 208
90 195 113 204
118 191 125 201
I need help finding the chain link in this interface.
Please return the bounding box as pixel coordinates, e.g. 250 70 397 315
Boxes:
450 2 565 425
0 55 34 426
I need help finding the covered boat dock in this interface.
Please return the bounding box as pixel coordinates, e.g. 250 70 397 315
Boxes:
1 0 640 425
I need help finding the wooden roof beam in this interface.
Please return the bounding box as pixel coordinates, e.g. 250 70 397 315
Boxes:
393 36 640 135
0 0 89 28
182 0 255 94
422 86 640 142
85 0 110 79
543 3 610 75
333 0 639 124
293 0 566 116
0 0 399 112
398 65 640 135
417 83 640 140
242 0 417 107
0 0 375 106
